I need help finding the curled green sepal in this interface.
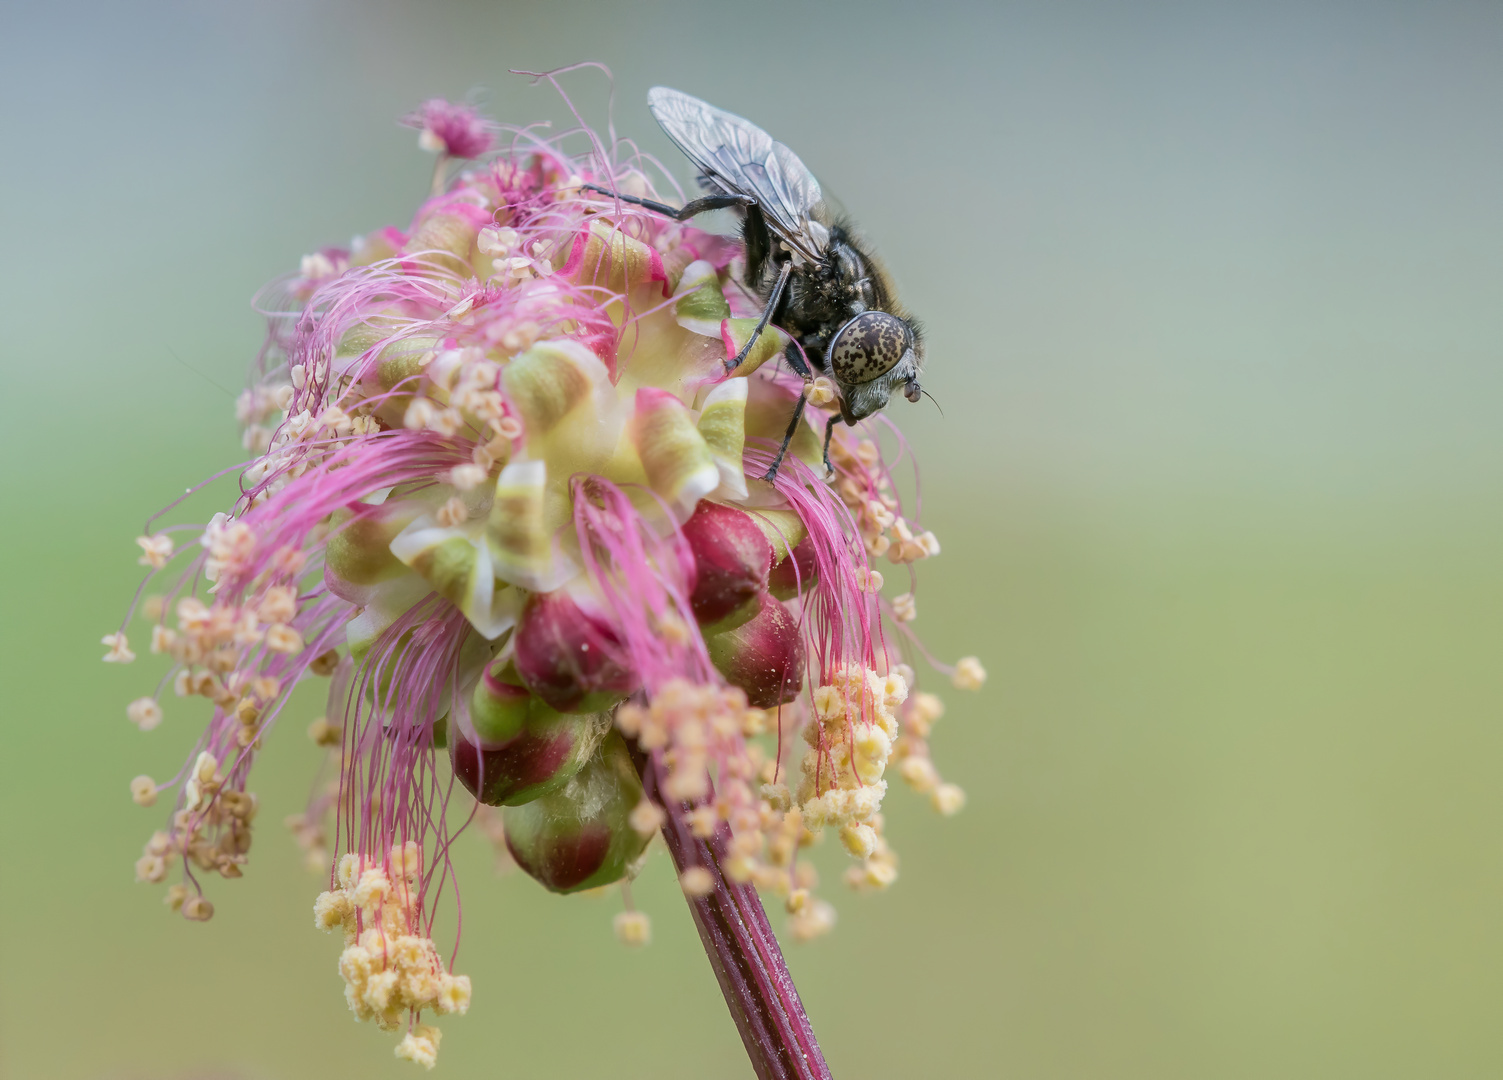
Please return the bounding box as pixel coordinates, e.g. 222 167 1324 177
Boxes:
502 339 622 477
486 459 576 592
344 572 434 663
721 318 791 379
630 386 720 521
389 517 518 640
673 260 732 337
695 378 749 501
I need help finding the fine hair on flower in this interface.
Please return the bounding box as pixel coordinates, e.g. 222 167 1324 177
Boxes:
107 70 985 1069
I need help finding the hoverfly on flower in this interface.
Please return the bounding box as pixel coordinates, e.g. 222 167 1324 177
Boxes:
585 87 927 480
106 86 982 1071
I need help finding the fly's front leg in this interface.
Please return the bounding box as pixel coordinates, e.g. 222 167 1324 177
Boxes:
761 386 809 483
757 339 828 483
821 414 840 478
781 337 812 379
725 260 794 374
580 183 756 222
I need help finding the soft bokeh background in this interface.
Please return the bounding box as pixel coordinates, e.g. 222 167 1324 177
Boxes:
3 2 1501 1077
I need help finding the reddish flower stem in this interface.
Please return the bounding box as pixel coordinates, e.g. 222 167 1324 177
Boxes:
636 748 833 1080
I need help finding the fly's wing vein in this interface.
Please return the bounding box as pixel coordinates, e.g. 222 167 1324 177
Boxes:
647 86 826 262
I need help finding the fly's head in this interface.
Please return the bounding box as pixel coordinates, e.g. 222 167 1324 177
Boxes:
826 311 924 423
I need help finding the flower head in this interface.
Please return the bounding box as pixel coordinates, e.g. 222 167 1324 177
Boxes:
401 98 496 160
106 92 983 1068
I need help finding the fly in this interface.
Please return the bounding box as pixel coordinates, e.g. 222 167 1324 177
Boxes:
584 87 926 481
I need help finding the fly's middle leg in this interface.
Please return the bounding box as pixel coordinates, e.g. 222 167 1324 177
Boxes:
761 386 809 483
580 184 755 221
725 260 794 374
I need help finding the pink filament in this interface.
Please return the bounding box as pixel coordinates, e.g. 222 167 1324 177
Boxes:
570 476 715 693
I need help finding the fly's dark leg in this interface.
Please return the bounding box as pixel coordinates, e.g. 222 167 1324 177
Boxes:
821 414 840 477
580 183 755 221
725 260 794 374
761 386 808 483
781 337 812 378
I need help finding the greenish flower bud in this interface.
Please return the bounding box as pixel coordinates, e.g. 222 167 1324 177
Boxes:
744 377 823 469
748 508 806 564
343 574 432 663
405 211 482 277
450 659 610 807
469 659 530 743
501 340 619 480
502 731 649 893
374 337 441 394
487 459 576 593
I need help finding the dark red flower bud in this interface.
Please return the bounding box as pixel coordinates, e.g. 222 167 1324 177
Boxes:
767 535 819 600
503 731 649 894
705 593 804 708
682 500 772 630
513 589 637 713
449 658 610 806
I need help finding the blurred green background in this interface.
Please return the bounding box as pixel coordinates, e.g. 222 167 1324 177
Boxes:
3 2 1501 1077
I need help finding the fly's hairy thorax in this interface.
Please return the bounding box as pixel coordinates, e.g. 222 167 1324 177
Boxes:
745 222 900 372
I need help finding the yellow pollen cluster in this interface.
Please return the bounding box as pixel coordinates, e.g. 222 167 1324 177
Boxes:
818 425 979 867
617 679 762 810
239 357 393 507
392 342 515 455
617 681 825 925
136 533 174 569
137 588 313 750
679 867 715 897
126 697 163 731
617 671 935 942
101 632 135 663
806 376 837 408
613 910 652 946
830 435 941 565
131 756 258 912
628 797 666 836
202 515 261 584
890 689 967 816
306 716 342 747
314 843 471 1069
788 894 838 942
952 656 987 691
796 666 907 901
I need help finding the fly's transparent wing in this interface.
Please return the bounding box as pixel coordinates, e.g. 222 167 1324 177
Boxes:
647 86 827 262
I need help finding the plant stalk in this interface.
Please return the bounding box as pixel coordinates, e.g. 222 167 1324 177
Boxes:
636 749 833 1080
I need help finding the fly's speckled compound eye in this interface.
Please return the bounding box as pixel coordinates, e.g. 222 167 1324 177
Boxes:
828 312 910 386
